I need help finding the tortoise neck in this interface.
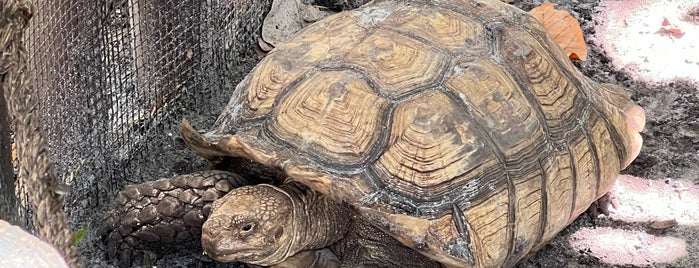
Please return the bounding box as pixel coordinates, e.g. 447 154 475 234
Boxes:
281 182 353 254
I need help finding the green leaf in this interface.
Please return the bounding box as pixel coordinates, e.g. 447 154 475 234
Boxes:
72 226 87 245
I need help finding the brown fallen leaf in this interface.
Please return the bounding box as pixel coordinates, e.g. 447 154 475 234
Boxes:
529 3 588 61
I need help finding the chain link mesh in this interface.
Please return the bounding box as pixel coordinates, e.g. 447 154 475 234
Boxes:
23 0 269 216
3 0 272 265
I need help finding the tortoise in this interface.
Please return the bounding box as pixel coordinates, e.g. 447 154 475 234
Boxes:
103 169 441 267
102 0 646 267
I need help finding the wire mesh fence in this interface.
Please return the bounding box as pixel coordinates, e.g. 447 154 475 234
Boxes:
2 0 272 265
1 0 380 265
26 0 269 216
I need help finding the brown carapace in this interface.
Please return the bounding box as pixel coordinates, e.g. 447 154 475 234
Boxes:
184 0 645 267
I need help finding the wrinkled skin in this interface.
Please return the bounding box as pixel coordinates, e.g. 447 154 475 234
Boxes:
101 170 439 267
202 184 296 265
200 182 441 267
201 181 354 266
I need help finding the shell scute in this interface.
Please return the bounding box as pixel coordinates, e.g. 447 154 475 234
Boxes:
540 152 574 241
275 11 368 61
372 91 493 193
243 12 372 121
268 70 390 166
586 114 621 197
568 133 598 216
343 30 450 99
382 7 489 55
441 0 519 24
499 27 581 131
243 57 308 120
445 59 544 155
462 187 510 267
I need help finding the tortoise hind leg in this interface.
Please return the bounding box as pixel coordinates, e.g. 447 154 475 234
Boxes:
100 170 247 267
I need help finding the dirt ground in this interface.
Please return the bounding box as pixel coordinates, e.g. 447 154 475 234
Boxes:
515 0 699 267
75 0 698 267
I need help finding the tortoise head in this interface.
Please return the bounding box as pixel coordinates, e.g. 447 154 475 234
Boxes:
201 184 296 265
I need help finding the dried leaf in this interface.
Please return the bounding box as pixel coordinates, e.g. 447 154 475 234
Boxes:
529 3 588 61
662 17 671 27
657 18 685 38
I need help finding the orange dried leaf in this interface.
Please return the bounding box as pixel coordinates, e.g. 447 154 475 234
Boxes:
662 17 671 27
657 18 685 38
529 3 588 61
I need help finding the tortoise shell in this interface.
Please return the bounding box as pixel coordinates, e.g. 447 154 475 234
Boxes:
186 0 642 266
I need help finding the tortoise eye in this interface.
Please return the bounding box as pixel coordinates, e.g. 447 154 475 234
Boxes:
240 223 255 234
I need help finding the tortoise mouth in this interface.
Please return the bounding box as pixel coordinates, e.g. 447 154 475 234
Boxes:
205 249 259 262
201 235 263 262
202 241 268 263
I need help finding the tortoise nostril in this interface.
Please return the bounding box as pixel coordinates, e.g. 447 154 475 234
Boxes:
203 226 220 237
202 220 222 237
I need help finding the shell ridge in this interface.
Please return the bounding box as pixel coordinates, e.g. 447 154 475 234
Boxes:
429 1 515 60
581 83 629 168
513 21 626 202
517 17 629 167
563 140 579 221
448 202 475 263
581 115 603 198
438 89 517 265
379 21 454 57
533 159 549 249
